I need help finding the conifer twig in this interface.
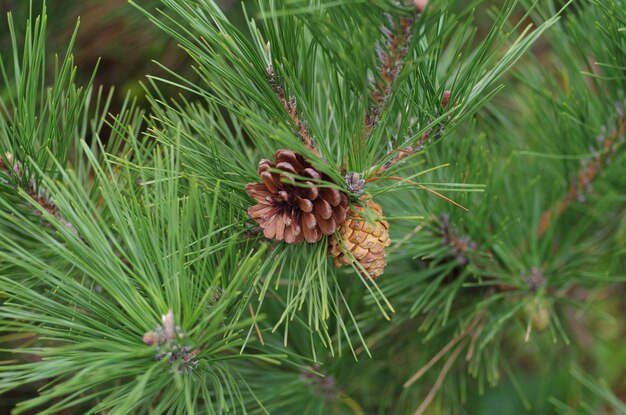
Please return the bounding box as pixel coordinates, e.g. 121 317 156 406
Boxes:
380 175 469 211
439 214 478 264
369 90 452 178
0 152 76 233
403 312 483 388
248 303 265 346
143 311 200 371
267 66 319 156
300 364 339 400
364 15 415 139
537 103 626 236
413 338 468 415
465 318 486 362
363 1 430 140
431 215 541 293
405 312 485 415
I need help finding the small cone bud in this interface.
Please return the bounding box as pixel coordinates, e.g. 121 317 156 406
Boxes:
0 152 13 170
161 310 175 341
441 90 451 108
142 331 162 346
525 298 551 331
414 0 428 13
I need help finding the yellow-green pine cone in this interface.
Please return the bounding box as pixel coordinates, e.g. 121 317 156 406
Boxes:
328 199 391 279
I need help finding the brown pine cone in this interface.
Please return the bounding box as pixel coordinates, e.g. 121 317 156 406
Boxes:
329 199 391 279
246 149 349 244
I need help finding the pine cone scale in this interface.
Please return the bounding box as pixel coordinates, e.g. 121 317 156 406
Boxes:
248 204 273 219
303 168 320 180
333 208 348 224
276 162 297 174
314 199 332 220
298 198 313 212
322 188 340 205
317 216 336 235
276 214 287 240
260 172 279 192
303 212 316 229
275 150 301 168
303 186 318 200
303 224 321 243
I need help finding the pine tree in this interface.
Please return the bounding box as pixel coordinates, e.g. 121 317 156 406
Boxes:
1 0 625 414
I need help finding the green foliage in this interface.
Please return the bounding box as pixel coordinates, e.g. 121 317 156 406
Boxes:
131 0 561 352
1 0 625 414
0 4 87 179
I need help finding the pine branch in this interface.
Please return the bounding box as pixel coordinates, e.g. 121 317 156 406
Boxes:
0 152 76 233
538 102 626 237
432 216 546 293
267 66 319 156
438 214 479 266
369 90 451 178
364 14 416 139
413 338 468 415
404 312 486 413
362 0 430 143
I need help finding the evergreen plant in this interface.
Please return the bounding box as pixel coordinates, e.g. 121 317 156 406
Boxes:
0 0 625 414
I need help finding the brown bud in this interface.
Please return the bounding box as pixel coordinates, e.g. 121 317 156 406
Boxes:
414 0 428 13
142 331 162 346
161 310 175 341
0 152 13 170
441 90 451 108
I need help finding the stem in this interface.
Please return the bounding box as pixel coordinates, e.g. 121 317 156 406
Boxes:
369 90 452 178
0 152 76 233
267 66 319 156
371 175 468 211
364 15 415 140
403 313 482 388
248 303 265 346
413 338 468 415
537 106 626 237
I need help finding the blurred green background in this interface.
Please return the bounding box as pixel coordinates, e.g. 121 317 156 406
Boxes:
0 0 243 111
